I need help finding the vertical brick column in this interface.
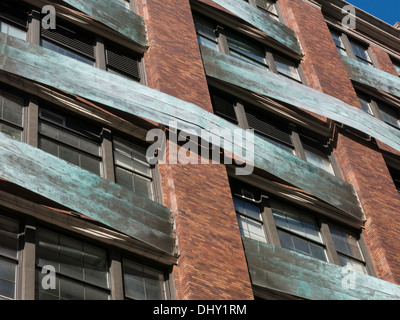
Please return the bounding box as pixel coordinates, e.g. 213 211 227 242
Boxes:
136 0 253 299
279 0 400 284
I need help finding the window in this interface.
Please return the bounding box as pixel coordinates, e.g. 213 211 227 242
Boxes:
194 16 218 51
210 89 339 175
349 39 373 66
38 108 103 176
123 260 167 300
113 138 155 200
0 84 160 201
0 216 19 300
246 0 280 21
329 226 367 274
40 19 142 81
35 228 111 300
0 90 24 141
194 15 303 83
233 195 267 243
300 135 335 175
271 200 328 262
330 29 373 66
357 91 400 129
357 93 373 115
378 103 400 128
40 21 96 66
225 30 268 67
0 0 28 41
230 180 373 274
331 30 347 57
0 210 172 300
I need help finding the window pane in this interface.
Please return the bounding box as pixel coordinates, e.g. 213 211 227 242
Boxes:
271 201 323 243
35 228 110 300
41 39 94 66
80 153 101 176
58 145 80 167
123 260 165 300
134 174 154 199
338 254 367 274
330 226 363 260
274 56 301 81
0 21 26 40
115 166 134 191
358 95 373 115
304 150 335 175
233 198 261 221
0 216 19 260
1 93 24 126
0 257 17 299
237 214 267 243
226 33 266 66
39 137 59 157
197 35 218 50
330 31 347 56
278 230 327 262
379 104 400 128
350 41 370 62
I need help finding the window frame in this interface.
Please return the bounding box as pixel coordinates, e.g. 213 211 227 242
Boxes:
0 2 146 85
210 88 342 177
329 28 376 67
0 207 173 300
0 86 163 204
356 91 400 129
194 14 306 84
229 179 376 275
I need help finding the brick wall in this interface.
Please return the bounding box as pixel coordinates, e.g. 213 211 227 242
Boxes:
137 0 253 300
279 0 400 285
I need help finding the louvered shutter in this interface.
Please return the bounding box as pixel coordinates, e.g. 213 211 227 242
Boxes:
41 23 95 59
106 43 140 81
245 108 293 146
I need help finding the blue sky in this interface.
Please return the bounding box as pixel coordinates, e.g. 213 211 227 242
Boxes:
347 0 399 26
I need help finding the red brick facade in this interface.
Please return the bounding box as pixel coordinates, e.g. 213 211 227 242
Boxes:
136 0 400 297
137 0 253 300
279 0 400 285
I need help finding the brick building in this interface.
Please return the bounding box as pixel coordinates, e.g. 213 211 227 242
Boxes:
0 0 400 300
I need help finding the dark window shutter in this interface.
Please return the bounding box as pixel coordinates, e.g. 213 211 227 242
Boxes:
245 108 293 146
300 134 330 158
41 24 95 59
210 93 238 123
106 43 140 81
0 0 29 28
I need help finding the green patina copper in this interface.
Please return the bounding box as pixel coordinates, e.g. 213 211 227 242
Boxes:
342 55 400 99
61 0 147 47
0 34 364 220
211 0 302 55
243 238 400 300
200 45 400 153
0 130 175 254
